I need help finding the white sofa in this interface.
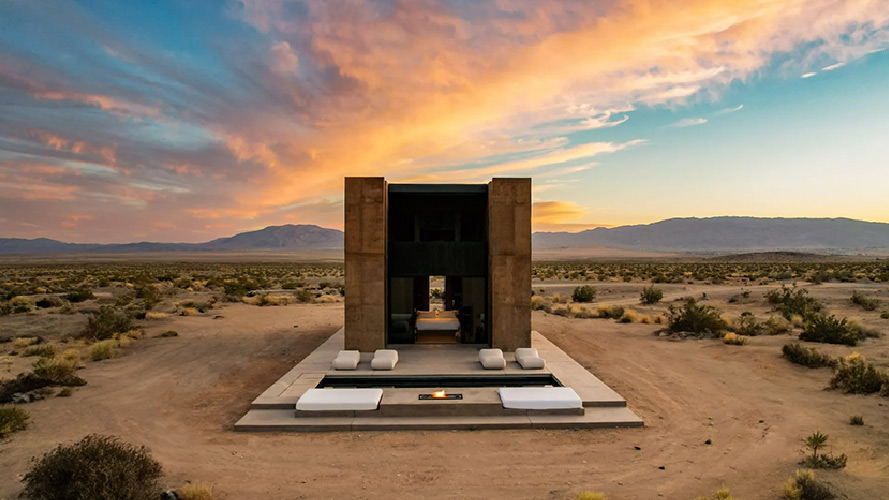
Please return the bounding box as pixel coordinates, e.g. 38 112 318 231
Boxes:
479 348 506 369
515 347 546 369
331 350 360 370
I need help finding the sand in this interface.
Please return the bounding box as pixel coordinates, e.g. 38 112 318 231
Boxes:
2 285 888 499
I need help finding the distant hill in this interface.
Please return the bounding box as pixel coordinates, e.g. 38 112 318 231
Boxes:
3 217 889 256
0 224 343 255
532 217 889 253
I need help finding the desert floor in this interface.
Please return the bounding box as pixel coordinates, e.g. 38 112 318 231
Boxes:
2 283 889 500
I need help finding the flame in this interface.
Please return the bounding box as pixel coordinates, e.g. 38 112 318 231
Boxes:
431 390 447 399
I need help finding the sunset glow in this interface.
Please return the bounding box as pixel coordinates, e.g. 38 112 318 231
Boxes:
1 0 888 242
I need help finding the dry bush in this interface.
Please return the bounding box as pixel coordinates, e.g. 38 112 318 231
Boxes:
23 345 56 358
619 310 639 323
82 306 133 341
694 486 734 500
764 316 793 335
33 356 84 386
640 315 652 324
178 482 216 500
723 333 748 345
783 469 834 500
530 295 548 311
667 298 727 335
145 312 167 320
575 493 606 500
849 415 864 425
90 340 116 361
23 434 162 500
0 405 29 437
640 285 664 304
179 307 199 316
596 304 624 319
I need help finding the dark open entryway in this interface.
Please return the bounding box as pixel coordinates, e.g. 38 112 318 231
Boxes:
386 184 489 345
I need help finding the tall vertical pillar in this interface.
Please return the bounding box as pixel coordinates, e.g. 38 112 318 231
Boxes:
344 177 387 351
487 178 532 350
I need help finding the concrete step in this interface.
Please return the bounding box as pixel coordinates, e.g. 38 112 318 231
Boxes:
234 406 643 432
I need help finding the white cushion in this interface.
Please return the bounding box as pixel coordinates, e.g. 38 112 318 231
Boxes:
296 388 383 411
498 387 582 410
371 349 398 370
417 311 436 319
481 356 506 369
331 350 360 370
517 356 546 369
478 348 503 362
515 348 539 361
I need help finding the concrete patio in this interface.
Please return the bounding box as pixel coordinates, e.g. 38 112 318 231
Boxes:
235 329 643 432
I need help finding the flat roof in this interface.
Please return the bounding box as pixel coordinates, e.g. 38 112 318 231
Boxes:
388 183 488 195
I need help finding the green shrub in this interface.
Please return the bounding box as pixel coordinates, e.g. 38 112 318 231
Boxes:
667 298 728 335
35 297 63 308
849 415 863 425
766 285 821 320
23 434 163 500
782 344 835 369
850 290 880 311
0 405 29 437
81 306 133 341
571 285 596 303
731 312 762 336
800 431 847 470
783 469 835 500
90 340 116 361
23 345 56 358
66 287 94 303
799 314 860 346
829 352 889 394
293 288 313 303
639 285 663 304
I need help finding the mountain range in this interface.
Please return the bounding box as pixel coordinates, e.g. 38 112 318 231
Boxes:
2 217 889 256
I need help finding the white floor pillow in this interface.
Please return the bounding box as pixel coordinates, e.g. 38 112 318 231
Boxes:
498 387 582 409
296 388 383 411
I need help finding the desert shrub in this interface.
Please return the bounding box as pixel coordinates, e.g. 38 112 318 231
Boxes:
667 298 728 335
32 356 85 386
640 315 651 324
90 340 116 361
595 304 624 319
767 285 821 320
22 434 162 500
783 469 835 500
723 333 748 345
23 345 56 358
881 311 889 319
849 415 863 425
694 486 734 500
782 344 835 369
0 301 10 316
639 285 664 304
178 482 216 500
530 295 548 311
799 314 860 346
180 307 199 316
65 287 94 303
846 319 880 339
764 316 793 335
571 285 596 303
850 290 880 311
829 352 889 394
293 288 313 303
731 312 762 336
0 405 29 437
35 297 63 308
574 494 606 500
81 306 133 341
618 311 639 323
56 388 73 397
552 307 571 317
800 432 847 470
158 330 178 337
11 297 32 314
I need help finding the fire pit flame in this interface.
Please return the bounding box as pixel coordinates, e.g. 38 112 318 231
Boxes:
431 390 447 399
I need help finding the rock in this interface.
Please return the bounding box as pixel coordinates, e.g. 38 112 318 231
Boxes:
634 446 642 450
704 439 712 445
11 392 31 404
160 492 179 500
658 466 666 470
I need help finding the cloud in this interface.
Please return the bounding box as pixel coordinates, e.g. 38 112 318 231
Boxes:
269 41 299 73
717 104 744 114
531 201 607 232
801 72 818 78
670 118 708 128
821 62 846 71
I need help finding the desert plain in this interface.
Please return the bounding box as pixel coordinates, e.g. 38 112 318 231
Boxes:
1 259 888 500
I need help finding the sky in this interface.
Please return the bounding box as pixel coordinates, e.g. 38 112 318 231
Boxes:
1 0 888 243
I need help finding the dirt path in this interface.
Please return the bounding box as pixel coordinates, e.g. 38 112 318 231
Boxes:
2 302 888 499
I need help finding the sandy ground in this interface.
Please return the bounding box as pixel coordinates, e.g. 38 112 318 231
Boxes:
2 285 889 499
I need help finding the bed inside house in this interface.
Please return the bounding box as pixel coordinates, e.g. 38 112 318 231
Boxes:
415 310 461 343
